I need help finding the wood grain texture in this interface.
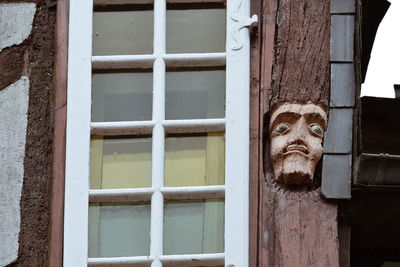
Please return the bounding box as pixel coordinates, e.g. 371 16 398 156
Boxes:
48 0 69 266
249 0 262 265
270 0 330 109
273 188 339 267
258 0 278 265
338 225 350 267
258 0 339 266
261 179 340 266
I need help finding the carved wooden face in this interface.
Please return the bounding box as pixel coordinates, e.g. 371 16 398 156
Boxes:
269 103 327 185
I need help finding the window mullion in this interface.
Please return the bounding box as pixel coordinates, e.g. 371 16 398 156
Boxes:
64 0 93 266
88 256 154 266
94 0 153 5
162 118 225 134
161 185 225 200
90 119 226 136
225 0 251 266
150 191 164 267
89 188 155 203
154 0 166 55
90 121 155 136
162 52 226 67
151 59 165 267
151 0 166 265
159 253 225 265
92 55 156 69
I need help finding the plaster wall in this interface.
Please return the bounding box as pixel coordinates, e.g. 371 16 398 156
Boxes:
0 3 36 51
0 4 35 266
0 1 56 266
0 77 30 267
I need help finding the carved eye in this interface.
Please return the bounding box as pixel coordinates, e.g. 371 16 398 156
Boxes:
273 123 290 134
310 123 324 137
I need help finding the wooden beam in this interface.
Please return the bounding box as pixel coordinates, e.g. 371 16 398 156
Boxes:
48 0 69 266
249 0 263 265
258 0 340 265
270 0 330 109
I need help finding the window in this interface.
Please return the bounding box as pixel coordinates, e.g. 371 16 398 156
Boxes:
64 0 253 266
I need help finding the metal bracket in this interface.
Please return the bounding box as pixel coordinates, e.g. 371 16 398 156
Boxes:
230 14 258 50
234 14 259 29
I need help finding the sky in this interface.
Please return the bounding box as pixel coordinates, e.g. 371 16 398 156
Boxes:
361 0 400 98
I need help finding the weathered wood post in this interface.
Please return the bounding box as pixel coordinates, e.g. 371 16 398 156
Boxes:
255 0 340 265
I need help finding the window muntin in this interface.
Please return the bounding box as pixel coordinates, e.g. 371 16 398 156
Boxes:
65 0 251 266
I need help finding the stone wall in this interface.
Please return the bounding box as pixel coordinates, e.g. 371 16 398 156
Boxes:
0 1 56 266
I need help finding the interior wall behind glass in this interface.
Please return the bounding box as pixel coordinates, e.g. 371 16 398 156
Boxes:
166 70 225 120
93 8 153 55
165 133 225 187
90 136 152 189
163 199 224 255
88 202 151 258
92 72 153 122
167 8 226 53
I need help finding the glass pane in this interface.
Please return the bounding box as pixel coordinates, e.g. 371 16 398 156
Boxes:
88 202 151 257
164 199 224 255
93 8 153 55
167 9 226 53
92 71 152 122
165 133 225 187
166 70 225 120
90 136 152 189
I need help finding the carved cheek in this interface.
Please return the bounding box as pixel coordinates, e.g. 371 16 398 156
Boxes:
269 136 285 179
269 135 286 160
307 136 324 160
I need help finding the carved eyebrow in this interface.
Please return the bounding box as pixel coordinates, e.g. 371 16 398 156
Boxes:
304 113 327 129
269 112 301 132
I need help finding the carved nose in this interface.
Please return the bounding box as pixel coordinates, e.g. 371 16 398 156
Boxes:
287 117 308 143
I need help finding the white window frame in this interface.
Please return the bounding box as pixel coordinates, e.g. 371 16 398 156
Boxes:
64 0 252 266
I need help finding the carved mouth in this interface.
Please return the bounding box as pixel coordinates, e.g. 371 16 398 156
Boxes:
284 144 308 155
